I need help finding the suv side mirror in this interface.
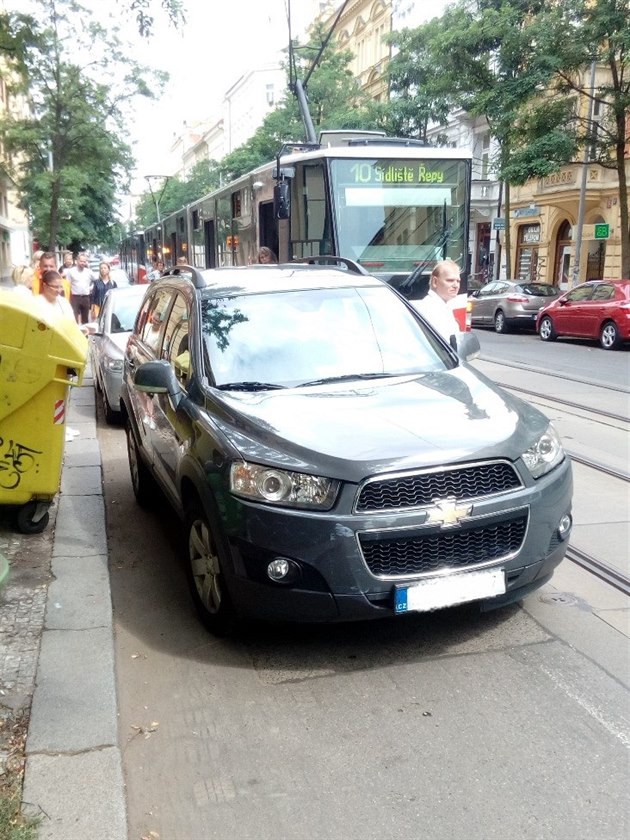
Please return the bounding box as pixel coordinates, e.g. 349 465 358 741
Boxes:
455 331 481 361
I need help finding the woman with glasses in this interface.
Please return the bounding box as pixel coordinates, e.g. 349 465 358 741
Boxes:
36 269 76 322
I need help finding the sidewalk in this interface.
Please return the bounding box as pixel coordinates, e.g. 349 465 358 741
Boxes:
0 365 126 839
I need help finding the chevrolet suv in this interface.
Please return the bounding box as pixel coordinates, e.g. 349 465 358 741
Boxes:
120 265 572 634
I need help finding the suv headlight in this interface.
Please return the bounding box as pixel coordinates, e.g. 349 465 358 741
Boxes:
230 461 339 510
522 424 565 479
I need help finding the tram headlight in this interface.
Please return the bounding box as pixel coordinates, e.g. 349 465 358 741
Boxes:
230 460 339 510
522 424 565 479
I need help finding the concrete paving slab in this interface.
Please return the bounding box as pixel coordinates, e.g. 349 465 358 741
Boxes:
52 494 107 557
60 464 102 496
62 436 102 467
46 555 111 630
22 749 126 840
26 626 117 753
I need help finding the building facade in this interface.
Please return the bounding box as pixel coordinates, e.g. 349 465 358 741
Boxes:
0 69 32 281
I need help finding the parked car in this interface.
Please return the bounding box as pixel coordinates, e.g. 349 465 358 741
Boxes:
90 285 147 422
537 279 630 350
120 265 572 635
109 267 131 287
469 280 560 333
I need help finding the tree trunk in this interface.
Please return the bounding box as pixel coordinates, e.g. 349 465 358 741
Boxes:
48 175 60 254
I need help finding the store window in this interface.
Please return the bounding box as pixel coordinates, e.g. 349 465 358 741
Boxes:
515 224 540 282
553 220 573 288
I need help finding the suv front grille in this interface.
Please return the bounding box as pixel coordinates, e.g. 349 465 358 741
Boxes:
356 462 521 512
359 512 528 578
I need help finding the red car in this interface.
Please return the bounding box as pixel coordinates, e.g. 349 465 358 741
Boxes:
536 279 630 350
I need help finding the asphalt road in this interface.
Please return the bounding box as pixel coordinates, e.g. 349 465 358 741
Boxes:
99 331 630 840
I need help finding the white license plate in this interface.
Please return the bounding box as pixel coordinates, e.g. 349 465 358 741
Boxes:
394 567 506 614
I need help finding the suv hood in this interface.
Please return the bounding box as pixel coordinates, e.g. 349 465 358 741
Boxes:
209 367 547 479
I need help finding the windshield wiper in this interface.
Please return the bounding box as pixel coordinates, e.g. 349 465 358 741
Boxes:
299 372 398 387
217 381 286 391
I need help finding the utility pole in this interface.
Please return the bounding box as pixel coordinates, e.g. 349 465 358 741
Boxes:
570 61 597 288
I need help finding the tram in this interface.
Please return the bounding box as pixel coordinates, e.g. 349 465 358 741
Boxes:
121 130 472 296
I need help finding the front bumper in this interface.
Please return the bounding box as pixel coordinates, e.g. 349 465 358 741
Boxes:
217 457 573 623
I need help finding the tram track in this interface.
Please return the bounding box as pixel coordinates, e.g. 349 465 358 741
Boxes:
565 545 630 598
475 355 629 595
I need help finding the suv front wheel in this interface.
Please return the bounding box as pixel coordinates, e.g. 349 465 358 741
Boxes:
185 503 237 635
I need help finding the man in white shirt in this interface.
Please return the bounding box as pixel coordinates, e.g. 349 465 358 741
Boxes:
412 259 462 346
66 251 94 324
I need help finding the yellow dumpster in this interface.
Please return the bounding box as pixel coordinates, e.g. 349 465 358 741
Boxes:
0 290 88 533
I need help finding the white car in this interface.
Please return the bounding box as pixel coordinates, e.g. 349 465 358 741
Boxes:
90 285 147 422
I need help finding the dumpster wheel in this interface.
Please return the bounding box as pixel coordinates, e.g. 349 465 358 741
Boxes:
16 501 50 534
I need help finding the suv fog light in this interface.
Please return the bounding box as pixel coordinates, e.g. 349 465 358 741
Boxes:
267 557 298 582
558 514 572 540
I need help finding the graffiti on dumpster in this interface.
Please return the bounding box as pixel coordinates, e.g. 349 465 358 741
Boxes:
0 437 42 490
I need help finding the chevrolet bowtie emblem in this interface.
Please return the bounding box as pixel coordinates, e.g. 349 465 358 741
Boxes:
426 498 472 528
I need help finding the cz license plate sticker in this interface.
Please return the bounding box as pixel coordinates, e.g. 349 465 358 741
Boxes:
395 567 506 614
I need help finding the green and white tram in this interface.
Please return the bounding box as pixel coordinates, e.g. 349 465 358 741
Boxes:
128 133 472 292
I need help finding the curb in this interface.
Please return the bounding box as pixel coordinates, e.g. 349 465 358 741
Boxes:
21 367 127 840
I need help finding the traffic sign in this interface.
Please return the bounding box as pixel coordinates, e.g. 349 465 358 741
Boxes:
594 223 610 240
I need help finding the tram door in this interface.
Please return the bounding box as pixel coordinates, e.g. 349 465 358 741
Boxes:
258 201 278 260
204 220 216 268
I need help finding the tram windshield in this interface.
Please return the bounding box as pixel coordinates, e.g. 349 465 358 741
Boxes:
329 158 470 275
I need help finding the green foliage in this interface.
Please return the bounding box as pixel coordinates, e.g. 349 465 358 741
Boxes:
125 0 186 38
0 0 165 250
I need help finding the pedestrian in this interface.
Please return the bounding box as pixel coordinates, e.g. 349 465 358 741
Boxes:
147 259 165 281
412 259 462 346
257 246 277 264
35 269 77 322
66 251 94 324
60 250 74 277
90 261 117 319
11 264 35 296
177 256 188 266
32 251 58 296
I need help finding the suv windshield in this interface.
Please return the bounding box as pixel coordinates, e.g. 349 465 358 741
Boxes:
200 285 453 388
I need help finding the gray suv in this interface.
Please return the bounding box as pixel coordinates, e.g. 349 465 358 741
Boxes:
120 265 572 634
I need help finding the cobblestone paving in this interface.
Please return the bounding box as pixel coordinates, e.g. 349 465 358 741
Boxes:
0 504 55 777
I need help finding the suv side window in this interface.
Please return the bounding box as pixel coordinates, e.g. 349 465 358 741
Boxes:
140 289 174 354
162 293 191 387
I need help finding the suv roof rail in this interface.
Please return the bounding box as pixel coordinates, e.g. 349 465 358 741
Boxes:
162 265 207 290
289 256 370 275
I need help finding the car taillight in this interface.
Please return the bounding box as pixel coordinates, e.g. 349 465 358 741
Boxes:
506 295 529 303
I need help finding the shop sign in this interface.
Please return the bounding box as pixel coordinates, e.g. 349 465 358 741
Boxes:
514 206 541 218
492 217 506 230
521 224 541 244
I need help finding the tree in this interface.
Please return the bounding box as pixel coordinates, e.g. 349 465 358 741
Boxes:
508 0 630 277
386 20 454 143
0 0 166 250
386 0 566 275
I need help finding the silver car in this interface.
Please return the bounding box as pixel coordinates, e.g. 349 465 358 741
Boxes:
470 280 560 333
91 285 147 422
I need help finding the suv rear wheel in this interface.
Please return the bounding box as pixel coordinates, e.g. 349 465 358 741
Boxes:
185 503 237 635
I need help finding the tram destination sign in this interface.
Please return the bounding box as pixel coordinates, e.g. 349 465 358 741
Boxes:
348 162 448 184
